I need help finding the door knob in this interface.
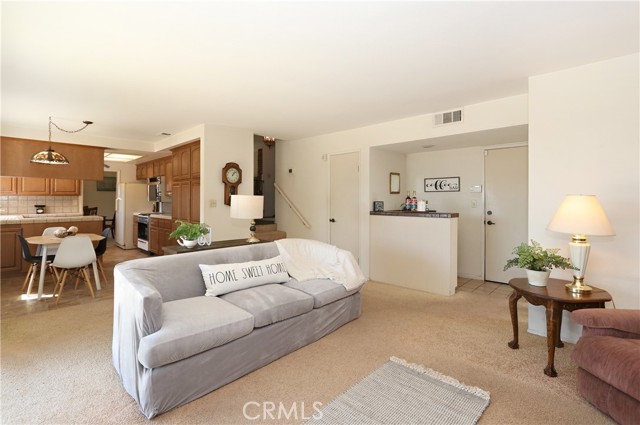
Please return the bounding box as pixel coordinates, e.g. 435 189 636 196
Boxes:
486 220 495 225
329 218 336 223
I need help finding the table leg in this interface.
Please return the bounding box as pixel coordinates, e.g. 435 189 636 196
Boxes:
555 307 564 348
91 261 101 291
508 290 521 349
37 244 48 300
544 301 561 377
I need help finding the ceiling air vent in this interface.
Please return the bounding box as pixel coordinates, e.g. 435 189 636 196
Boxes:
433 109 463 127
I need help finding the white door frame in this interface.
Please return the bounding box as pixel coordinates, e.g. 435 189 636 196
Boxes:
327 149 361 260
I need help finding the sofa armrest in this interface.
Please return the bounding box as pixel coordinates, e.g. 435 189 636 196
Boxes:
572 309 640 339
112 266 164 397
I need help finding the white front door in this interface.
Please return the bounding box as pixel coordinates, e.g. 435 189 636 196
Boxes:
329 152 360 260
484 146 528 283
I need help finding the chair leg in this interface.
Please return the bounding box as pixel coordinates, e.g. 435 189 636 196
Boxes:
81 267 95 298
97 257 108 286
22 263 35 291
25 263 40 296
49 265 60 283
74 269 81 289
54 270 69 304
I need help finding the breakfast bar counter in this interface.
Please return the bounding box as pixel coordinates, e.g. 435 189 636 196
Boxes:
369 210 458 296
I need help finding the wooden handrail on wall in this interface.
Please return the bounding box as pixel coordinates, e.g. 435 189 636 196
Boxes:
274 182 311 229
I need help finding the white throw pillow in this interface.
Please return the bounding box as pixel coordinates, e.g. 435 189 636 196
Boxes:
199 255 290 296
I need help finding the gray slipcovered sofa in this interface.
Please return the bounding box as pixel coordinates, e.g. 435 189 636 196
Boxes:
112 241 363 419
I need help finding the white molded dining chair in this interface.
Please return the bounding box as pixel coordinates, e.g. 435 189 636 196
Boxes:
36 227 67 257
51 236 97 304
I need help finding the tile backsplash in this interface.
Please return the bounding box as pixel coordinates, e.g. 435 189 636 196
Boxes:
0 196 80 215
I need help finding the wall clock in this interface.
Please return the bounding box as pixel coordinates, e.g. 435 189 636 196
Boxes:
222 162 242 205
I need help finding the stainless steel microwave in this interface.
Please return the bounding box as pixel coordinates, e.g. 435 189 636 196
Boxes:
148 176 170 202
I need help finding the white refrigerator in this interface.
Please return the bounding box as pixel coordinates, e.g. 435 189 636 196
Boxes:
115 182 151 249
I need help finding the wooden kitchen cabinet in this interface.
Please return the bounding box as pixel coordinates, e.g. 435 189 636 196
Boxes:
136 163 147 180
171 181 190 222
149 217 174 255
159 219 174 252
170 140 200 223
165 159 173 194
18 177 50 195
149 220 159 255
1 225 22 272
50 178 81 195
172 146 191 181
190 181 200 223
0 177 18 195
3 177 80 196
190 144 200 179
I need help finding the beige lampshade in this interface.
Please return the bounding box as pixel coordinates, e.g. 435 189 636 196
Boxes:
547 195 615 236
230 195 264 219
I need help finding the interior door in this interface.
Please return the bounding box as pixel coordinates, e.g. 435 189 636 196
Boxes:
485 146 528 283
329 152 359 260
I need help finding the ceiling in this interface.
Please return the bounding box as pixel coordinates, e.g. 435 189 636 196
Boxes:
2 1 638 152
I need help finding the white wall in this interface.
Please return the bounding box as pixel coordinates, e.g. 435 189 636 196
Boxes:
277 95 529 277
528 53 639 342
406 147 486 279
369 148 406 212
201 125 255 241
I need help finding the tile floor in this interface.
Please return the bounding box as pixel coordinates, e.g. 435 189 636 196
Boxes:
456 277 514 298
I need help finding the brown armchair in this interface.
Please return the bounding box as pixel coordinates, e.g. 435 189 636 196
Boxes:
571 309 640 424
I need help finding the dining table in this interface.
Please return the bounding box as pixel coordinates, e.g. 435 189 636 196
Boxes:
25 233 105 300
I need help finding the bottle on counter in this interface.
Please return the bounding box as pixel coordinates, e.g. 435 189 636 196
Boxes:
412 191 417 211
405 192 412 211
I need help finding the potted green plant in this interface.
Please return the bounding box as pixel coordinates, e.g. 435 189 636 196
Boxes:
169 220 210 249
503 240 575 286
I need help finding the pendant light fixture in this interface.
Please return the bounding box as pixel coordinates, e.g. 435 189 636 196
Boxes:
30 116 93 165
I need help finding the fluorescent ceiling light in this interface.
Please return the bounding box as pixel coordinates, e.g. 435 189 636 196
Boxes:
104 152 142 162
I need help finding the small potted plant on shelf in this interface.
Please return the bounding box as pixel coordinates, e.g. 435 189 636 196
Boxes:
503 240 575 287
169 220 210 249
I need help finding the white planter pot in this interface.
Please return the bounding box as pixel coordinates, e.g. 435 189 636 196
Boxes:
177 238 198 249
526 269 551 287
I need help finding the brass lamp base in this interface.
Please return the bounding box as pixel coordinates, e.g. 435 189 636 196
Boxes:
565 277 593 293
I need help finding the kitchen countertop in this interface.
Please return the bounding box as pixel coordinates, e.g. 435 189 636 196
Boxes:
0 213 104 225
150 214 172 219
370 210 459 218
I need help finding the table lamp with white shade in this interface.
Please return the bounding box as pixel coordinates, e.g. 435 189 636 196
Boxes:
546 195 615 293
230 195 264 243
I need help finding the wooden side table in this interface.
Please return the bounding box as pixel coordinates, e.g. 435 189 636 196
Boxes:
507 277 612 377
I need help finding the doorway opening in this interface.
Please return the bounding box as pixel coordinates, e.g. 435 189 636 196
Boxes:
253 135 276 223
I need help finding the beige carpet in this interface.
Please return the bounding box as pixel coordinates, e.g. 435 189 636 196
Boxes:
1 281 613 424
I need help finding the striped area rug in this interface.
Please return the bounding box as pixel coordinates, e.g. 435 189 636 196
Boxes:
307 357 490 425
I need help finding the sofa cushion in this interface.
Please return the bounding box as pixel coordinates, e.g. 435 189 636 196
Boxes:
199 255 289 296
571 335 640 402
284 278 361 308
138 296 254 368
221 284 314 328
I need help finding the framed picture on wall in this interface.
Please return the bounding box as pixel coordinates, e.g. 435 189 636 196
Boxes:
424 177 460 192
96 176 117 192
390 173 400 194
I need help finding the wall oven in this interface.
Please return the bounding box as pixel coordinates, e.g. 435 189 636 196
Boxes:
137 213 150 251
